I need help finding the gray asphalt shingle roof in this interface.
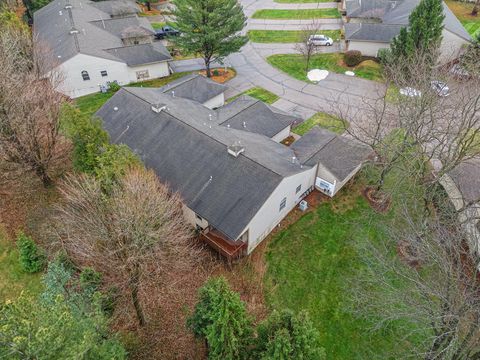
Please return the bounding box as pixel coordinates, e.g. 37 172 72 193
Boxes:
346 0 471 42
448 158 480 204
345 23 404 42
105 42 171 66
158 74 227 104
217 96 298 138
33 0 171 71
292 126 371 181
96 87 309 241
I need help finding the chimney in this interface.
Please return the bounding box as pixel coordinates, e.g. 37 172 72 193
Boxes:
151 103 167 113
227 142 245 157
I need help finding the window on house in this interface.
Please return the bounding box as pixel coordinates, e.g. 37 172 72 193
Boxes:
81 70 90 81
100 70 108 77
133 40 139 45
136 69 149 80
279 197 287 211
296 184 302 194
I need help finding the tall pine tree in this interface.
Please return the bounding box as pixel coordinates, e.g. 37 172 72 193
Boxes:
390 0 444 61
188 277 253 359
170 0 247 77
254 309 325 360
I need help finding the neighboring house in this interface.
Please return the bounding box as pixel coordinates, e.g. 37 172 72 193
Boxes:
344 0 471 61
158 74 227 109
291 127 372 197
33 0 172 98
95 75 370 259
440 159 480 254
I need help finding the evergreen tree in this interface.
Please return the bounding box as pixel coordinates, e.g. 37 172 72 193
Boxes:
187 277 253 359
0 261 126 359
254 309 325 360
390 0 444 61
170 0 247 77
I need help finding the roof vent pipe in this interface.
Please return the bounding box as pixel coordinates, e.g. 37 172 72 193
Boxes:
227 142 245 157
151 103 167 113
69 27 79 34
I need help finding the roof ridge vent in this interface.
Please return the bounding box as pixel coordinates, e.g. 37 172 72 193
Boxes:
151 103 167 113
227 141 245 158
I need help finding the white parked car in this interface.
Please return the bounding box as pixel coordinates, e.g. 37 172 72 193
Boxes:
307 34 333 46
430 80 449 97
399 87 422 97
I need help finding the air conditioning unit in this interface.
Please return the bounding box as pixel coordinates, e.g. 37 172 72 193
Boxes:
299 200 308 212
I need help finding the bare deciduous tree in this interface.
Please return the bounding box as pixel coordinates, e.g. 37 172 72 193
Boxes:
54 167 198 326
0 15 66 187
337 50 480 209
295 20 322 74
353 208 480 360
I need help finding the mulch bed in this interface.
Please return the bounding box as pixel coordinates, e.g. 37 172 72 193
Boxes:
198 69 235 84
362 186 392 213
397 240 422 269
280 135 295 146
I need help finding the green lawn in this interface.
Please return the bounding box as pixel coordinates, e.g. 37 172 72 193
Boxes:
151 22 166 30
75 72 192 117
0 228 42 302
293 112 348 135
463 21 480 37
228 87 279 104
251 8 341 19
264 177 426 358
248 30 341 43
267 53 384 82
445 0 480 37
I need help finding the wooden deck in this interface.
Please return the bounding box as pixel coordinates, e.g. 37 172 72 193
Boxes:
200 228 247 260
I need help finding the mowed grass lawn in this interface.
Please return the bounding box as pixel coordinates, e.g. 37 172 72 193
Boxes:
0 228 42 302
75 72 192 117
446 0 480 36
252 8 340 19
267 53 384 82
264 182 425 358
228 87 280 104
248 30 341 43
293 112 348 135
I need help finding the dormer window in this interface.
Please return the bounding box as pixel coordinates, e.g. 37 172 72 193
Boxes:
81 70 90 81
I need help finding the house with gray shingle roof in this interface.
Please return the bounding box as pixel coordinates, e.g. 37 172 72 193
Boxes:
440 158 480 254
344 0 471 61
95 75 371 258
34 0 172 98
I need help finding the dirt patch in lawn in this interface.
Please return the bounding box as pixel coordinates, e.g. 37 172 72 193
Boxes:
363 186 392 213
198 68 236 83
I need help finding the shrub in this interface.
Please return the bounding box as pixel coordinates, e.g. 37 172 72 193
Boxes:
95 144 140 192
344 50 362 67
108 81 121 93
60 104 109 173
212 69 220 76
16 232 46 273
377 48 394 65
80 267 102 293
